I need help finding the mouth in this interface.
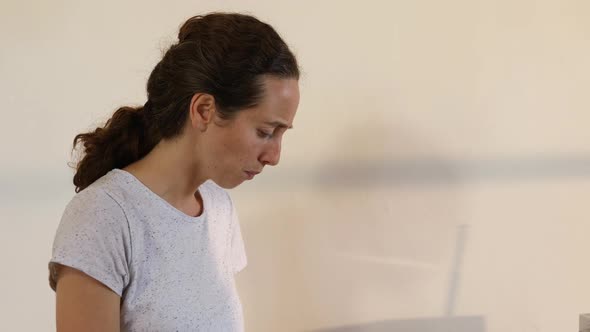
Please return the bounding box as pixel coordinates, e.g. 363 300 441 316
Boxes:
244 171 260 180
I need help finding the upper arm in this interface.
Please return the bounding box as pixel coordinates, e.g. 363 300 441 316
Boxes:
54 264 121 332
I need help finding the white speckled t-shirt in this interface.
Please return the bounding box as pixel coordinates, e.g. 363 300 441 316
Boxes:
49 168 248 331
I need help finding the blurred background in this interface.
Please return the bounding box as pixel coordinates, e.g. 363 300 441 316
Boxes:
1 0 589 331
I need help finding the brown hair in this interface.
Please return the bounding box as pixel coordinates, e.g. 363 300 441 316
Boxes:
72 13 299 192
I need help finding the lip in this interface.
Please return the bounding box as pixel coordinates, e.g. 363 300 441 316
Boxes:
244 171 260 180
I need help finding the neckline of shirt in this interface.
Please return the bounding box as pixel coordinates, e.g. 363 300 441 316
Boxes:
110 168 208 222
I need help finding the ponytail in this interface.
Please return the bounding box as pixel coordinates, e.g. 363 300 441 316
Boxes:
72 104 160 192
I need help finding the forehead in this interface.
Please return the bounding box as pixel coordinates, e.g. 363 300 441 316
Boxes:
242 76 299 125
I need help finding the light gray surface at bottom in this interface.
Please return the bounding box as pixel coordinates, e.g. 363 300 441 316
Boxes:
310 316 485 332
581 313 590 332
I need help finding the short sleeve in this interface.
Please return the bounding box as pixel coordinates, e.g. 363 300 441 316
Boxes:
229 201 247 274
48 187 131 296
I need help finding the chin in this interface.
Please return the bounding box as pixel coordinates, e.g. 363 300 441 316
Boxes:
213 178 244 189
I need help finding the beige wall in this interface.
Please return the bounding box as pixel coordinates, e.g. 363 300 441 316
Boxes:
1 0 589 331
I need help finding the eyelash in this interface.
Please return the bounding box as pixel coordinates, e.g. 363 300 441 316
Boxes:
257 130 273 139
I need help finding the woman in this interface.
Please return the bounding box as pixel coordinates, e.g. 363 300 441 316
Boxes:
48 13 300 331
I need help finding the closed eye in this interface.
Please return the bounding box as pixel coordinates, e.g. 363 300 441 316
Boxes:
257 129 273 139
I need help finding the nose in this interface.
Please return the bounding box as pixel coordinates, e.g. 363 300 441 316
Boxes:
259 139 281 166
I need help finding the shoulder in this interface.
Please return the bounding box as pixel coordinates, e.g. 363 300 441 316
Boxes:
66 169 136 215
65 185 125 219
60 175 130 234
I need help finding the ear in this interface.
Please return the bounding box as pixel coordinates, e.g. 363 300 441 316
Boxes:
188 93 216 131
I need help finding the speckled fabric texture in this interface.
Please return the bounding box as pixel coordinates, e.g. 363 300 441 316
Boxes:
49 168 247 331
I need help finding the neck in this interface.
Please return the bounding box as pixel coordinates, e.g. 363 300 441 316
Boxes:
123 136 207 211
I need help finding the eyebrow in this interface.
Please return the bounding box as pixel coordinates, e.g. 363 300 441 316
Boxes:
264 121 293 129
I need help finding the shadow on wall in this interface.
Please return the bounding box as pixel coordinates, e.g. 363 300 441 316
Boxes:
311 114 590 188
309 316 486 332
312 154 590 188
305 116 483 330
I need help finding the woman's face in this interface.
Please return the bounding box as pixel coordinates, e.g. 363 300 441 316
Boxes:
203 76 300 188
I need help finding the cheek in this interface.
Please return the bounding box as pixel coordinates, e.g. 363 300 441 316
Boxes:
236 139 259 159
218 133 258 162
